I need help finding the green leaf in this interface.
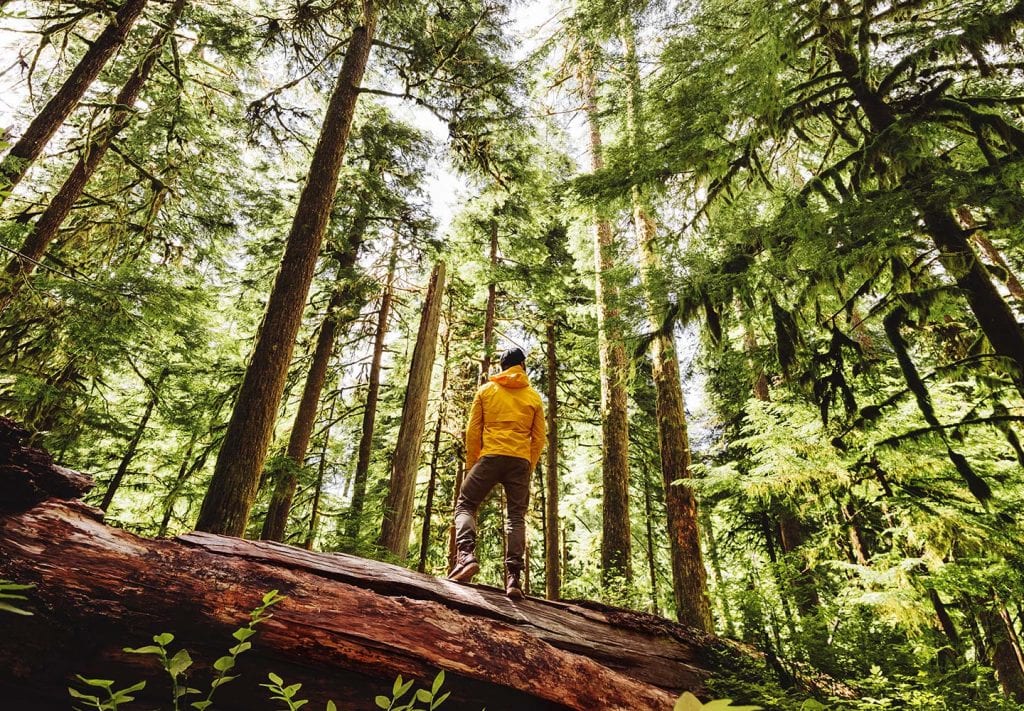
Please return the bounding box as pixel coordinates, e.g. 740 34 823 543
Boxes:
154 632 175 646
191 701 213 710
675 693 703 711
67 687 101 703
124 645 163 655
0 601 32 615
431 691 450 709
229 641 252 655
268 672 285 686
375 695 391 709
75 676 115 690
392 675 404 696
120 681 147 695
262 590 286 605
416 689 432 702
800 702 827 711
327 701 337 711
168 648 193 677
213 655 235 672
232 627 256 642
432 670 445 695
210 674 238 689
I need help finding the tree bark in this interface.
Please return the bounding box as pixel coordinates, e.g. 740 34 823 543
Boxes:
345 245 396 540
0 0 186 314
99 367 168 511
0 0 150 204
479 218 499 382
195 3 377 536
580 46 632 586
304 397 335 550
928 588 963 668
983 603 1024 702
957 206 1024 303
544 321 561 600
642 464 660 617
418 300 452 573
378 261 446 556
261 210 370 542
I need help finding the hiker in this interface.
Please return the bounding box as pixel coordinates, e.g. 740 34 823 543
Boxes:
448 346 546 599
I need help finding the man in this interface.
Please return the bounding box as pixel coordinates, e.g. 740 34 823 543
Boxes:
448 346 546 599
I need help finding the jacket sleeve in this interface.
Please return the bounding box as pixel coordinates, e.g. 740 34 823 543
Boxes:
465 389 484 471
529 396 546 469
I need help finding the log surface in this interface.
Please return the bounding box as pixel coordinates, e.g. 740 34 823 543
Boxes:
0 418 752 710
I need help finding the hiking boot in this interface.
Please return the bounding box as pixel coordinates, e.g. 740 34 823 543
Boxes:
447 551 479 583
505 570 524 600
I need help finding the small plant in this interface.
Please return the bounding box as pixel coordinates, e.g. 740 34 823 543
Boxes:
69 590 286 711
0 579 34 615
375 671 450 711
68 677 147 710
261 672 338 710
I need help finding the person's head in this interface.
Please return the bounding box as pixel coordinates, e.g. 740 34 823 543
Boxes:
499 347 526 371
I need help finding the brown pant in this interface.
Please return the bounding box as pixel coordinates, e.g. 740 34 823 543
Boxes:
454 454 531 573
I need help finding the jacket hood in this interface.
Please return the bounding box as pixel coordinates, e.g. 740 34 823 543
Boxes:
489 364 530 389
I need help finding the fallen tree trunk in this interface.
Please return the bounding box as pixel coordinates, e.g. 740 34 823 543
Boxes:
0 418 776 710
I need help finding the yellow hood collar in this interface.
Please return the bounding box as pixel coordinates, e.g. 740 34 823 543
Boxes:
489 364 530 389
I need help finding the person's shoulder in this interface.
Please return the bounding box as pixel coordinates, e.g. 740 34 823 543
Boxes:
529 386 543 405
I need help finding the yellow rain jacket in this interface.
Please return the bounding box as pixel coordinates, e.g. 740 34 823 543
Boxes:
465 364 546 471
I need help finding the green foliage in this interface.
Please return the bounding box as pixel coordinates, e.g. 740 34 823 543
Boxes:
0 579 34 616
375 671 450 711
70 590 285 711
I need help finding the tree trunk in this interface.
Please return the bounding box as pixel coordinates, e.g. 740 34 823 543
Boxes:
261 211 370 542
983 602 1024 702
158 439 214 537
957 206 1024 303
702 510 736 637
195 4 377 536
642 464 660 617
0 0 149 204
345 247 396 540
378 262 446 556
544 321 561 600
304 399 335 550
928 588 963 668
621 15 710 630
777 511 821 618
580 46 632 586
0 0 186 314
158 435 197 537
418 301 452 572
98 367 168 511
479 218 499 383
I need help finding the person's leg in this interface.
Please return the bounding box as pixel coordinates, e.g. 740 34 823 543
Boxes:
501 457 532 597
450 456 501 581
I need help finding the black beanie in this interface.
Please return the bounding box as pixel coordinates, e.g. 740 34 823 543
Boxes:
500 347 526 370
